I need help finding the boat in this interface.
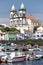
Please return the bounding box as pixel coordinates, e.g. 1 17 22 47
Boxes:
1 52 26 63
0 50 7 63
33 48 41 52
36 54 43 59
29 56 40 61
28 49 33 52
28 52 41 61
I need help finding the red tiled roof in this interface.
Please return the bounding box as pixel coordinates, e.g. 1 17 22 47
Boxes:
26 14 41 25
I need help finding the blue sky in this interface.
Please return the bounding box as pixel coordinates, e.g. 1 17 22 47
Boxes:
0 0 43 24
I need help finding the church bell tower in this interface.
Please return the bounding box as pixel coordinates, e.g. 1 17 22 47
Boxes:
19 3 26 26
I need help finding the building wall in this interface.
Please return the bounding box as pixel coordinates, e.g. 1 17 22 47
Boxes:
32 26 43 39
0 34 5 40
4 33 16 40
26 19 31 25
4 34 9 40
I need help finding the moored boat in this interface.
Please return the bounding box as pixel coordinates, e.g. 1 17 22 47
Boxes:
28 52 41 61
1 52 26 63
33 48 42 52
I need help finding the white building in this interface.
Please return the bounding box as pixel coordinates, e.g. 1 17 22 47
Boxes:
15 25 33 33
10 3 34 34
16 30 32 40
10 3 41 39
32 26 43 39
0 30 5 40
10 3 40 27
10 3 27 26
10 3 37 27
16 25 33 40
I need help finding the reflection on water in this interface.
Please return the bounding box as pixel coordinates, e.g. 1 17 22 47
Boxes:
0 59 43 65
0 61 26 65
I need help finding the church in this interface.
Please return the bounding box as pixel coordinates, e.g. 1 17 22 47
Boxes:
10 3 32 27
10 3 41 34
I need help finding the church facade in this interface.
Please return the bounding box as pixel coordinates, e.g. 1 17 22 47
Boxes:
10 3 32 27
10 3 41 35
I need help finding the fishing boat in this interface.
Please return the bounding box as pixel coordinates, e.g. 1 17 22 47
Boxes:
1 52 26 63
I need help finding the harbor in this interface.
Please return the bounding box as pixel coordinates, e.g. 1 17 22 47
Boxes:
0 0 43 65
0 42 43 64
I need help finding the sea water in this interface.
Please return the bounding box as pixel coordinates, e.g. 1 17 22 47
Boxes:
0 59 43 65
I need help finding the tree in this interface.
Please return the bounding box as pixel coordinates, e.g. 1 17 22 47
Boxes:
10 28 20 32
33 26 39 33
26 40 31 45
0 27 20 32
4 27 10 32
10 28 16 32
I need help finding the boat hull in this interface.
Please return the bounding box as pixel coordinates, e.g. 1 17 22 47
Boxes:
28 55 41 61
1 56 26 63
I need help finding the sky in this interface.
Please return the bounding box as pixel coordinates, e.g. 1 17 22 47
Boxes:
0 0 43 24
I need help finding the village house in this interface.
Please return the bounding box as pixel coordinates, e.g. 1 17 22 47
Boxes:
4 32 17 41
32 26 43 39
0 30 5 40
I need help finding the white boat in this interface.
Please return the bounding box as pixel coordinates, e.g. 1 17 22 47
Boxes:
29 56 40 61
28 52 41 61
36 55 43 58
0 49 7 57
0 50 7 63
28 48 41 52
33 48 41 52
28 49 33 52
1 52 26 63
